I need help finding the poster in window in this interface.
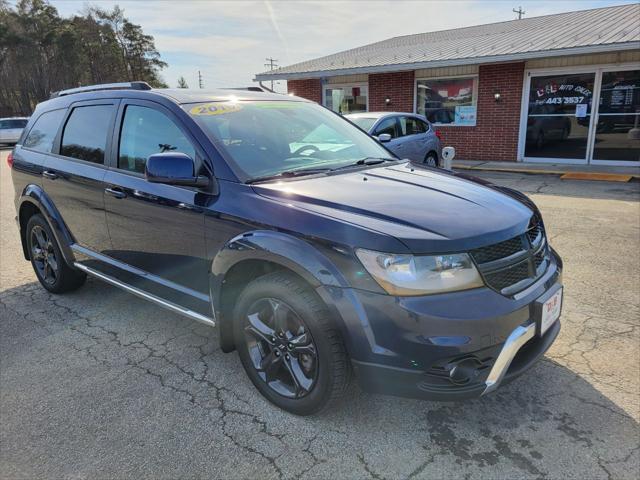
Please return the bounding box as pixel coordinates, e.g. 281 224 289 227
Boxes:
454 105 476 125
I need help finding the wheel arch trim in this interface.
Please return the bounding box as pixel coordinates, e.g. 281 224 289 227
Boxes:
17 184 76 265
210 230 353 352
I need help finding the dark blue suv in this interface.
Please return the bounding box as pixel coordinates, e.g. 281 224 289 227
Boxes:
10 82 563 415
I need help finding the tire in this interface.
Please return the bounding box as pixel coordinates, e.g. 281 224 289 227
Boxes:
233 271 350 415
26 214 86 293
424 151 439 167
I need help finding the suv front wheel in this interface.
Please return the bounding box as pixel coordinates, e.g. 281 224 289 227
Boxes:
233 271 350 415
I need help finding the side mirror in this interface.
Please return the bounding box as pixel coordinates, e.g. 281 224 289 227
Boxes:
145 152 209 188
376 133 392 143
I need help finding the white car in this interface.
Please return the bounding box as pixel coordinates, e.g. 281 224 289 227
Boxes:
0 117 29 146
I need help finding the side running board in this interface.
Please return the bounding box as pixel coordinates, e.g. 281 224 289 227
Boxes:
73 263 216 328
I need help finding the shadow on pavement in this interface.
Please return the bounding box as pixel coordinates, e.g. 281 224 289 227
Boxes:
1 277 638 479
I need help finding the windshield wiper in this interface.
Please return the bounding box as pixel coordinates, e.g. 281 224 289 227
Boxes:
246 167 332 184
330 157 397 171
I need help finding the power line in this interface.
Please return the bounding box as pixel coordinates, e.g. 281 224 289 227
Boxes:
264 57 278 92
513 6 525 19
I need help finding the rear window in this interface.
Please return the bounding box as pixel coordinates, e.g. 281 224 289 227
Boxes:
0 119 28 129
348 117 377 132
60 105 114 164
23 110 65 153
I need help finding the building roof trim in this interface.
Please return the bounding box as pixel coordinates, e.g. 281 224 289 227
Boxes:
255 42 640 81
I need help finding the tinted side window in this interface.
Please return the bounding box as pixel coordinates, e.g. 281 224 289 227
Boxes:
119 105 195 174
399 117 426 136
374 117 398 138
60 105 114 164
23 110 65 153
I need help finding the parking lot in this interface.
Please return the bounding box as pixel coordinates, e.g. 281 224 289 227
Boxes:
1 147 638 479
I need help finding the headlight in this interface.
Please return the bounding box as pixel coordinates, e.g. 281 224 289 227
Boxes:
355 249 484 296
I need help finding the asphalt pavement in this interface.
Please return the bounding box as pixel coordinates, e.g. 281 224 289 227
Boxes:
1 149 638 479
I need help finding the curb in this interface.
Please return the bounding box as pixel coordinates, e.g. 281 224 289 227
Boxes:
453 164 639 182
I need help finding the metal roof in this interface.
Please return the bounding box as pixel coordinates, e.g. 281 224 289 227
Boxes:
255 4 640 81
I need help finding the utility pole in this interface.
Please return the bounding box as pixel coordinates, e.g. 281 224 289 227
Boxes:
513 6 525 19
264 57 278 92
198 70 203 89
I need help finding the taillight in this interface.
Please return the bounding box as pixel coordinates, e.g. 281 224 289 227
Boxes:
6 151 14 169
435 130 442 140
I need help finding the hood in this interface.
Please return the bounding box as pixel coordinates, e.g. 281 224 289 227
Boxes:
252 163 534 253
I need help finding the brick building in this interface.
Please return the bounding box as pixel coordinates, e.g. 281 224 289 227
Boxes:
256 4 640 166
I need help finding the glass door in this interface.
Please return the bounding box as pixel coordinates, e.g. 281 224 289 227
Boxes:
591 69 640 164
524 72 596 163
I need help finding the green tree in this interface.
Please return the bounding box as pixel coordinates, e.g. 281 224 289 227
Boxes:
177 76 188 88
0 0 168 115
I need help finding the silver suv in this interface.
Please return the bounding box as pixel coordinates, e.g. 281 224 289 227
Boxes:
346 112 442 166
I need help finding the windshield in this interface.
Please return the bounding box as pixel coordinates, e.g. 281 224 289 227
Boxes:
187 100 394 180
347 117 377 132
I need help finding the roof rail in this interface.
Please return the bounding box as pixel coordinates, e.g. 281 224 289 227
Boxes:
51 81 152 98
220 86 266 92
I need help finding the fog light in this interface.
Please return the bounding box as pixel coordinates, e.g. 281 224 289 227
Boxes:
448 358 483 385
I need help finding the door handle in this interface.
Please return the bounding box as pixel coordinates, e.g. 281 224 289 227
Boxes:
105 187 127 199
42 170 58 180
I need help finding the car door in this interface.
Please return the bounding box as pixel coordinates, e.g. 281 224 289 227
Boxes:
42 101 117 254
103 99 211 312
413 117 439 162
372 116 405 157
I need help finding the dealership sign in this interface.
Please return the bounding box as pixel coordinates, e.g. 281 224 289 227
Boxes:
534 82 592 105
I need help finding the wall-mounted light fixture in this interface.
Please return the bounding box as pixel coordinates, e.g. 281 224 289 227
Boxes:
493 91 501 102
385 97 391 105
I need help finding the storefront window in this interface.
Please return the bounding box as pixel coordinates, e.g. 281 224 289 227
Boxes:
524 72 595 160
324 85 367 114
416 77 477 125
593 70 640 162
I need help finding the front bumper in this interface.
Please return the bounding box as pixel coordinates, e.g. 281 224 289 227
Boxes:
323 250 563 401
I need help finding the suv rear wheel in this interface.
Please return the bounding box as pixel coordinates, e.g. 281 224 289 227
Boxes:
26 214 86 293
424 151 438 167
233 271 350 415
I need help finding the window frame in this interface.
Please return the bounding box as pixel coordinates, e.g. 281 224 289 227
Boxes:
372 115 400 139
322 82 369 114
111 99 205 179
414 74 478 127
52 99 120 168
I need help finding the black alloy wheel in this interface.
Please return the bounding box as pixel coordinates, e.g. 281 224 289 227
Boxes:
234 271 350 415
30 225 58 285
243 297 318 398
26 214 86 293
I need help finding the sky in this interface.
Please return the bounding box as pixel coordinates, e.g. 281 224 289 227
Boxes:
45 0 638 92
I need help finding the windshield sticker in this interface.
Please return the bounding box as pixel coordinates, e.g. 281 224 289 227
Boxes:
190 103 243 116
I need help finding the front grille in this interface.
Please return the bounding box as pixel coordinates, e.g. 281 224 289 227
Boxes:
527 223 542 245
484 259 530 291
470 218 549 295
470 236 525 264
